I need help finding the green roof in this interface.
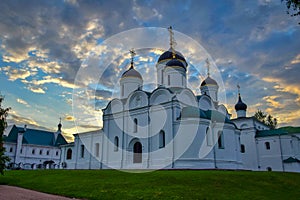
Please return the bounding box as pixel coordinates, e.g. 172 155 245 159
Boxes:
181 106 233 124
256 126 300 138
283 157 300 163
3 125 67 147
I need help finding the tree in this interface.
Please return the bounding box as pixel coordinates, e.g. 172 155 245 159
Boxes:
282 0 300 24
254 109 278 129
0 95 10 175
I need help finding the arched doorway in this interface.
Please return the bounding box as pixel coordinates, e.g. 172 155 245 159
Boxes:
133 142 142 163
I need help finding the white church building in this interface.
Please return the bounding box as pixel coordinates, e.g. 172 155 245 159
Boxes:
59 28 300 172
4 28 300 172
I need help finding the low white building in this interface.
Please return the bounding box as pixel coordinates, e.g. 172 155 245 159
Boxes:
3 122 67 169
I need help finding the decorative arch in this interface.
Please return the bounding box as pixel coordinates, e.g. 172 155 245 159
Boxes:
149 88 172 105
217 105 228 116
177 88 197 107
198 95 213 111
126 90 149 110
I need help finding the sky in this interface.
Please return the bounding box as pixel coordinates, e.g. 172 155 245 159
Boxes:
0 0 299 141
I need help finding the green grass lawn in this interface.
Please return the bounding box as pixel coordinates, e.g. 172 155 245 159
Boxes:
1 170 300 200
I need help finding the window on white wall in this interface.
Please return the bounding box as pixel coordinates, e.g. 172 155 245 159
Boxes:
9 147 13 153
134 118 138 133
241 144 245 153
159 130 165 148
265 142 270 150
46 150 50 155
95 143 100 157
168 75 170 85
80 145 85 158
39 150 43 155
114 137 119 152
206 127 212 146
217 131 224 149
32 149 35 155
66 148 72 160
56 151 59 156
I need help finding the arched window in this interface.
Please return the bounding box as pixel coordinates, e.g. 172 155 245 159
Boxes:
134 118 138 133
56 151 59 156
46 150 50 155
39 149 43 155
80 145 85 158
32 149 35 155
133 142 142 163
114 137 119 152
9 147 13 153
217 131 224 149
240 144 245 153
265 142 270 150
159 130 165 148
66 148 72 160
206 127 212 146
95 143 100 157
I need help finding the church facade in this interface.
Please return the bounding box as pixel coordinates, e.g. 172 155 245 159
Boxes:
59 29 300 172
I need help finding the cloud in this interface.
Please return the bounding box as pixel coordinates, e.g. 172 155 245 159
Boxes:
291 54 300 65
8 110 39 127
64 115 75 121
4 67 31 81
27 86 46 94
16 98 30 107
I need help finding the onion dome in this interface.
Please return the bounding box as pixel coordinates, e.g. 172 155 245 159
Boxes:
158 49 187 65
166 58 185 69
235 94 247 111
200 76 218 87
121 66 142 80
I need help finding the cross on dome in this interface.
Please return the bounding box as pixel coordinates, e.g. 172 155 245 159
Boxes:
129 48 136 68
205 58 210 76
237 84 241 95
168 26 177 58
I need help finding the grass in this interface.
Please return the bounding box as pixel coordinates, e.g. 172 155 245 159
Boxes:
1 169 300 200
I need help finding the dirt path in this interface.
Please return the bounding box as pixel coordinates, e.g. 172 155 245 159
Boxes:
0 185 81 200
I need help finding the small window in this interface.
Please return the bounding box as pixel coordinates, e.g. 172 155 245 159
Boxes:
114 137 119 152
66 148 72 160
265 142 270 150
32 149 35 155
168 75 170 85
241 144 245 153
95 143 100 157
46 150 50 155
122 84 124 96
20 148 23 154
134 118 138 133
9 147 13 153
159 130 165 148
39 150 43 155
56 151 59 156
80 145 84 158
206 127 212 146
161 70 163 83
218 131 224 149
